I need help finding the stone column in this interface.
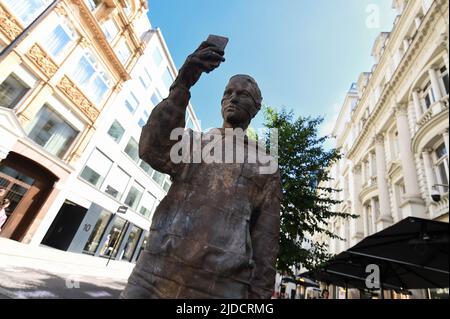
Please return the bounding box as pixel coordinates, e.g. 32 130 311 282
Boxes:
361 160 366 187
394 105 426 218
363 204 369 237
370 197 378 233
412 90 423 120
422 150 437 196
374 134 393 228
428 68 443 101
350 163 364 244
369 151 375 184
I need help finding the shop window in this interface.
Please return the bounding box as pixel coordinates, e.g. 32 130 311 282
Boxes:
121 225 142 261
99 216 127 258
82 209 112 254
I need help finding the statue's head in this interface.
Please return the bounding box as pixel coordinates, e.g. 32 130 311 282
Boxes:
221 74 262 129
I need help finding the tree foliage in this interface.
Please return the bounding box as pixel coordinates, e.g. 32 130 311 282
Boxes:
262 106 357 274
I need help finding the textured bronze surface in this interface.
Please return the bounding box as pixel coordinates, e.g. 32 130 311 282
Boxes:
121 38 281 299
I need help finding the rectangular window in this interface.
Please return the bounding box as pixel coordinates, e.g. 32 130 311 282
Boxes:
27 105 79 158
139 68 152 90
152 48 163 66
99 216 127 258
124 137 139 162
121 225 142 261
150 91 161 106
162 67 174 90
42 21 77 59
83 209 112 254
85 0 101 12
124 92 139 113
138 109 150 128
107 120 125 143
70 51 110 105
103 166 130 199
152 171 165 186
139 160 154 176
80 149 113 187
124 183 144 211
115 40 131 65
0 74 30 109
101 19 119 43
441 66 449 96
4 0 51 27
163 180 171 192
138 192 157 219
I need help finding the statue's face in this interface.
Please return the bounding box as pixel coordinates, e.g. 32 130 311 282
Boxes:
221 77 259 127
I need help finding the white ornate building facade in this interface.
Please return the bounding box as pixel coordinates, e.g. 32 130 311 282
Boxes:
0 0 200 263
317 0 449 298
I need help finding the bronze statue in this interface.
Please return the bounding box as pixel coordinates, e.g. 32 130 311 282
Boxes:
121 37 281 299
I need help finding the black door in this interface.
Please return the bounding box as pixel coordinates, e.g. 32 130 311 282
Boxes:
41 201 87 251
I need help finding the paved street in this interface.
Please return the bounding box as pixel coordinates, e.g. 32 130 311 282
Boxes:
0 238 134 299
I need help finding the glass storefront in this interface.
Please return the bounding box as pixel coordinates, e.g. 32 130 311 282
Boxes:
83 209 112 254
99 216 128 258
120 225 142 261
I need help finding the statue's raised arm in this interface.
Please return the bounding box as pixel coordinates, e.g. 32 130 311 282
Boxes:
138 40 225 176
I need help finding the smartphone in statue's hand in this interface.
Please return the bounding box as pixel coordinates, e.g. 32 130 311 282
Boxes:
207 35 229 52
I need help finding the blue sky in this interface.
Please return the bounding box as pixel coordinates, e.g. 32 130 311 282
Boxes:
148 0 397 135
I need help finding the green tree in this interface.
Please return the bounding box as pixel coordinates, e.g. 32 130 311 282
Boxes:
262 106 357 274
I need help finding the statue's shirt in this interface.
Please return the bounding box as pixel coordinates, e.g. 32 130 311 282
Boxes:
123 129 281 299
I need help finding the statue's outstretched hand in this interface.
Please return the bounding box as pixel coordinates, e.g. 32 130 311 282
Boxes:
177 41 225 88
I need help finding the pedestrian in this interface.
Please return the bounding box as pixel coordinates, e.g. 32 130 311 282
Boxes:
321 289 330 299
0 198 11 232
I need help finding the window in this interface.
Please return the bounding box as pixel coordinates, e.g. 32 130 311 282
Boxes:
70 51 110 105
27 105 79 158
80 149 113 187
103 166 130 199
422 82 436 110
440 66 449 96
4 0 51 27
139 68 152 90
138 110 150 128
85 0 101 12
150 91 161 106
434 143 449 193
99 216 127 258
42 21 77 59
139 160 154 176
163 179 171 192
162 67 174 90
0 74 30 109
83 209 112 254
115 40 131 65
152 48 163 66
152 171 165 186
107 120 125 143
101 19 119 43
138 192 157 219
124 182 144 211
124 137 139 162
121 225 142 261
124 92 139 113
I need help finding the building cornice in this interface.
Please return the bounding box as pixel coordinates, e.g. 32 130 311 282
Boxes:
71 0 130 81
347 0 447 160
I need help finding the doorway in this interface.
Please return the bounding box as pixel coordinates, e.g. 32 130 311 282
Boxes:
41 200 87 251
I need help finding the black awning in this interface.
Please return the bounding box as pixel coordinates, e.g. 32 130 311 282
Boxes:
302 217 449 290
